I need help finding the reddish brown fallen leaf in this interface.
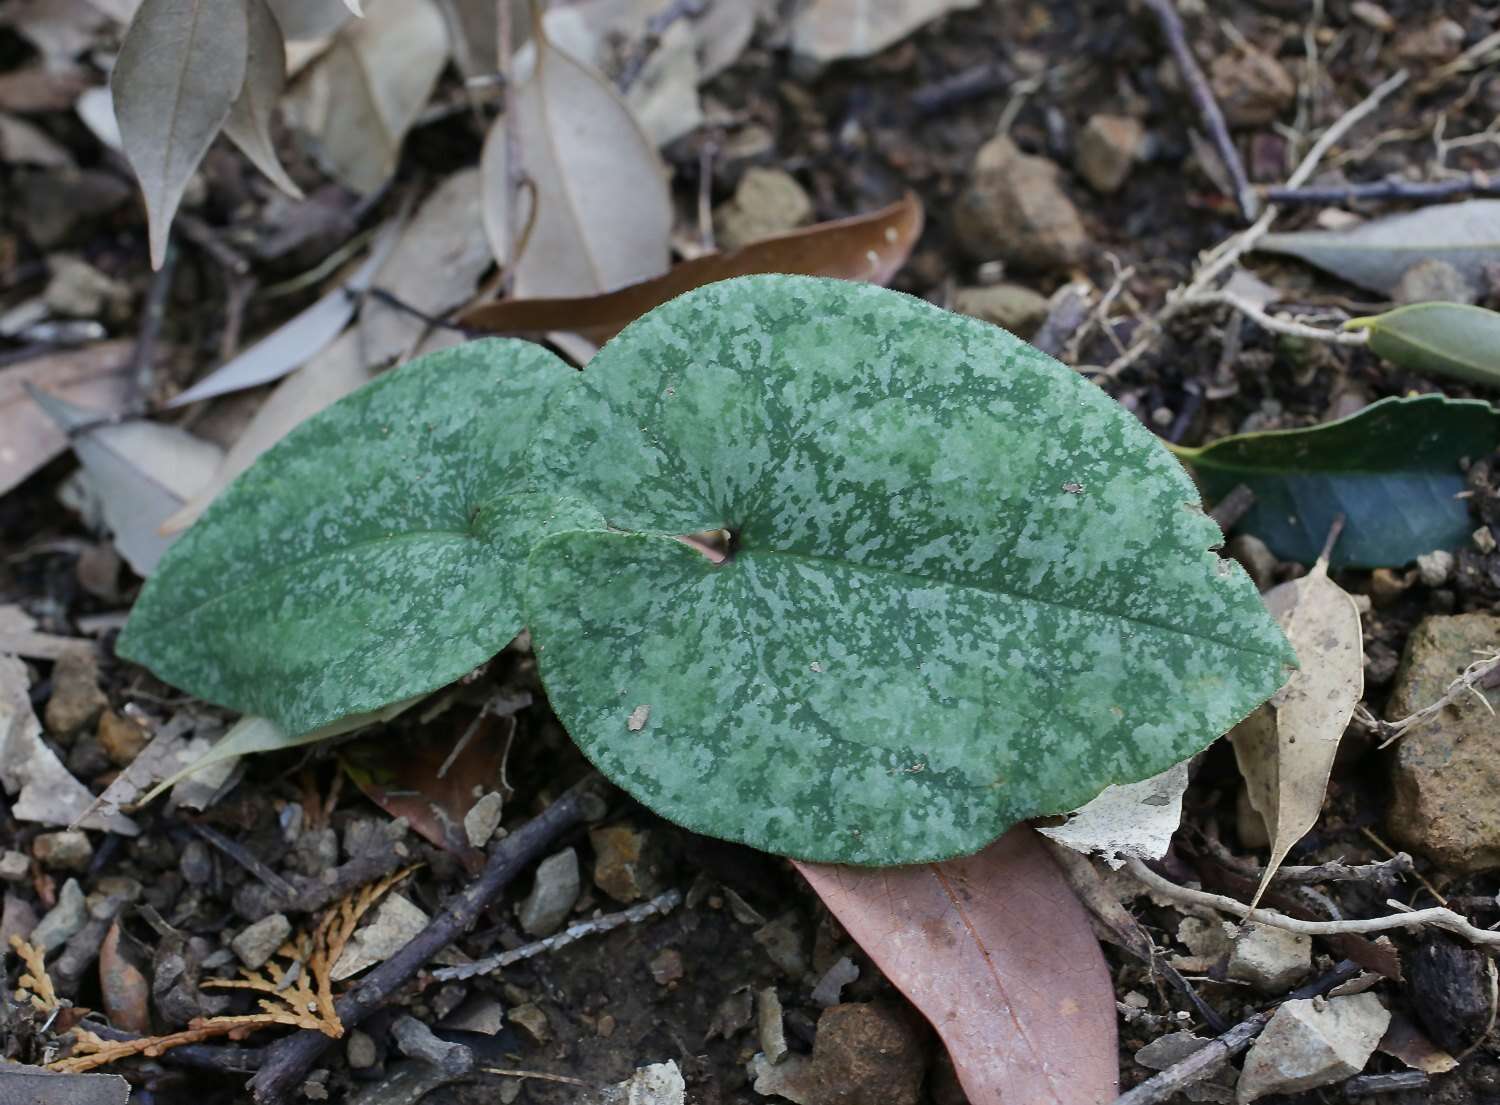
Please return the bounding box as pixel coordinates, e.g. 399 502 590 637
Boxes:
795 826 1118 1105
0 341 134 496
98 920 150 1035
460 192 923 344
340 708 512 873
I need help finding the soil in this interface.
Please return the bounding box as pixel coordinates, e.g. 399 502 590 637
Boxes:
3 2 1500 1104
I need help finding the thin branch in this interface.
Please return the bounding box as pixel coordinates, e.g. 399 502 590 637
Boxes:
1188 291 1369 345
1357 651 1500 749
1264 173 1500 204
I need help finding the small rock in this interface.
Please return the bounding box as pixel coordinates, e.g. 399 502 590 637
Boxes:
65 734 111 779
649 947 684 986
951 284 1050 337
508 1001 552 1045
810 956 859 1007
231 913 291 970
1387 614 1500 871
955 135 1087 271
1395 18 1465 65
331 894 428 979
1236 993 1390 1102
97 709 148 767
0 851 30 882
1228 922 1312 993
1393 259 1476 306
1475 526 1498 555
1369 567 1410 606
43 256 131 321
754 912 810 977
597 1060 685 1105
1227 535 1278 592
589 824 665 903
758 987 789 1063
33 829 92 873
1417 550 1455 588
707 987 755 1041
31 878 87 952
1350 1 1394 32
1408 936 1493 1054
179 839 213 886
44 644 107 735
1210 50 1295 127
1136 1030 1211 1070
441 994 505 1036
517 847 579 936
714 168 814 251
346 1030 378 1070
749 1003 926 1105
1075 114 1145 193
1177 916 1231 961
463 790 504 848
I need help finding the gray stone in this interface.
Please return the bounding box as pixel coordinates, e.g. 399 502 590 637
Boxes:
44 644 107 735
952 284 1050 337
754 912 809 977
749 1003 925 1105
757 987 788 1064
1236 994 1390 1102
231 912 291 970
463 790 504 848
1393 259 1476 306
955 136 1087 271
714 168 814 251
179 840 213 886
1210 50 1295 128
508 1001 551 1045
32 878 86 952
590 824 665 903
810 956 859 1007
346 1029 378 1070
1076 114 1144 193
0 851 30 882
597 1061 685 1105
1417 549 1455 588
33 829 93 873
518 847 579 936
1228 922 1311 993
44 256 131 322
1388 614 1500 871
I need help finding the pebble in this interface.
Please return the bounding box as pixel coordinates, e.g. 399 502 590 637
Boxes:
44 644 107 736
753 912 810 978
1209 50 1295 127
589 824 665 903
31 878 87 952
649 947 684 986
346 1029 378 1070
1228 922 1311 993
758 987 789 1064
749 1002 926 1105
1393 259 1476 306
1416 550 1455 588
1395 18 1465 64
517 847 579 936
1387 613 1500 872
955 135 1087 271
714 167 814 251
96 709 148 767
1236 993 1389 1102
810 956 859 1007
43 255 131 322
1408 936 1493 1054
463 790 504 848
179 839 213 886
231 912 291 970
1350 1 1394 32
1075 114 1144 193
0 851 30 882
508 1001 552 1045
33 829 93 873
440 993 505 1036
1227 535 1278 592
951 284 1050 338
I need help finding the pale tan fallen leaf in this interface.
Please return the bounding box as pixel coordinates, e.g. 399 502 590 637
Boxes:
481 15 672 296
111 0 249 268
790 0 979 62
266 0 353 39
1231 536 1364 908
223 0 303 199
0 111 74 167
1037 759 1190 870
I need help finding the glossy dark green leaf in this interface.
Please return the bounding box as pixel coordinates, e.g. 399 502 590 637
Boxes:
1177 395 1500 569
1346 302 1500 388
526 275 1293 865
118 339 600 736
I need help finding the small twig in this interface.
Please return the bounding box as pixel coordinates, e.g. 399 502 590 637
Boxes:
1201 833 1415 887
175 213 251 276
1111 960 1362 1105
1343 1072 1430 1097
616 0 708 93
1125 856 1500 947
361 287 482 337
1189 292 1369 345
1064 258 1134 365
1208 484 1255 532
1416 27 1500 93
478 1068 595 1088
1263 173 1499 204
190 823 298 904
911 59 1015 115
1141 0 1256 221
430 888 682 982
1364 652 1500 749
128 241 177 405
249 776 601 1103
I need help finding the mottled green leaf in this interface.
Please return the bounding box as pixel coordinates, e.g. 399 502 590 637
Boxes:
1177 395 1500 569
118 339 600 736
1345 302 1500 388
526 275 1293 865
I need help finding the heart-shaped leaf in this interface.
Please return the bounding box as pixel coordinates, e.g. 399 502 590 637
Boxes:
1345 302 1500 389
1176 395 1500 569
118 339 600 736
526 275 1293 865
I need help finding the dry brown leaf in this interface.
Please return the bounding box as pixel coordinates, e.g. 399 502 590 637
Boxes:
223 0 302 199
480 13 672 296
98 922 150 1035
795 827 1118 1105
111 0 249 268
0 342 133 497
1231 536 1364 908
462 192 923 343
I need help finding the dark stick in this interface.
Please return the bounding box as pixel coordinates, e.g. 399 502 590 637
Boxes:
911 60 1015 115
128 241 177 405
1111 960 1362 1105
1141 0 1258 222
1208 484 1255 531
1263 174 1500 204
248 776 601 1103
616 0 709 93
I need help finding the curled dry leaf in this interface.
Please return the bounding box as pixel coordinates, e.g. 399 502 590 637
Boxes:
480 16 672 295
112 0 249 269
223 0 302 199
1231 535 1364 908
795 827 1117 1105
462 192 923 343
98 921 150 1035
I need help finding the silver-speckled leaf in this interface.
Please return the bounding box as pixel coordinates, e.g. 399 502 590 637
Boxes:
119 339 600 736
526 275 1294 865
